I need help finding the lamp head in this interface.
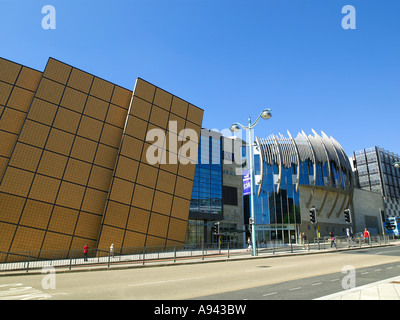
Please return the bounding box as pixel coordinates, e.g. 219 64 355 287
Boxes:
394 162 400 169
261 109 272 120
230 123 241 133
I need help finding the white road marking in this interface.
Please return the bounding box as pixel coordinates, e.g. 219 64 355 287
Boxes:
263 292 277 296
375 250 400 255
289 287 301 291
0 284 52 300
312 282 322 286
0 283 66 300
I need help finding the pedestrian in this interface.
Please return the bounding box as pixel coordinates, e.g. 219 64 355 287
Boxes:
302 233 308 249
83 244 89 262
364 228 370 245
247 238 252 252
110 243 114 258
329 232 336 248
346 228 354 247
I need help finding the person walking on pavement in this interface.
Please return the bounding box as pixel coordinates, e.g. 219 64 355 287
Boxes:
110 243 114 258
364 228 370 245
330 232 336 248
346 228 354 247
302 233 308 249
246 238 252 252
83 244 89 262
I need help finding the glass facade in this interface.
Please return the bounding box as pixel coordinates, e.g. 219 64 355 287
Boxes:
247 131 353 244
190 131 223 216
185 220 205 246
248 153 300 244
354 147 400 218
186 130 223 246
354 147 382 194
354 147 400 198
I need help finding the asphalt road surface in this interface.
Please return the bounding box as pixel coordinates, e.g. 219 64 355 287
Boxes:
0 245 399 300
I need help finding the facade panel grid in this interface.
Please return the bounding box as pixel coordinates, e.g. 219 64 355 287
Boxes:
0 58 203 260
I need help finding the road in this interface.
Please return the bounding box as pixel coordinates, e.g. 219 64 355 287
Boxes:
0 245 399 300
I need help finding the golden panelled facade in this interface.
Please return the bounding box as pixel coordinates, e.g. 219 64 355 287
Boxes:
0 57 203 260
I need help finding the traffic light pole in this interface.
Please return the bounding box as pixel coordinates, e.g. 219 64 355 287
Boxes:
309 207 319 242
213 222 221 253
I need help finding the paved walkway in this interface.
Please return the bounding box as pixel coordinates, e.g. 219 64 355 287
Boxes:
316 275 400 300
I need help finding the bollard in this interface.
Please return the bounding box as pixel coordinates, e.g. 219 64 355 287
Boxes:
69 250 73 271
26 251 31 273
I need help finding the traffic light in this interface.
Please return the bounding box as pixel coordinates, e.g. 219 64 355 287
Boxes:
309 207 317 224
386 220 395 230
344 209 351 223
212 222 220 235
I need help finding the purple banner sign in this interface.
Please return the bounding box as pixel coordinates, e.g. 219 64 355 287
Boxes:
243 169 251 196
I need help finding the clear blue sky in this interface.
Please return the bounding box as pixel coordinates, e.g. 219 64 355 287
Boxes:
1 0 399 157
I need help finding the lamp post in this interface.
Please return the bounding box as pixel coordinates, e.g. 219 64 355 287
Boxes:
394 162 400 169
230 108 272 256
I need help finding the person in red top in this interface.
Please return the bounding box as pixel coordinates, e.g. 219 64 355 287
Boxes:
364 228 370 245
83 245 89 262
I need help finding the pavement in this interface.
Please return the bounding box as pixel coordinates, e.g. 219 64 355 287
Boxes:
316 242 400 300
316 275 400 300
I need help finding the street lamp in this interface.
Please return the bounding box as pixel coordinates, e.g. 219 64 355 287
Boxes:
394 162 400 169
230 108 272 256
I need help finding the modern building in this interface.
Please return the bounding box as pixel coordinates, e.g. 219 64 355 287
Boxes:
186 131 245 248
352 147 400 218
0 57 203 261
220 136 245 247
247 130 354 244
186 129 223 246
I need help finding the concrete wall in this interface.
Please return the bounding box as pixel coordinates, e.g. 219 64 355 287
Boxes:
298 185 385 240
298 185 352 240
351 188 384 235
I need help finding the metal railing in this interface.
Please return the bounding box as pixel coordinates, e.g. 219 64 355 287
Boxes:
1 235 398 273
311 234 399 250
0 243 235 273
248 234 399 255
